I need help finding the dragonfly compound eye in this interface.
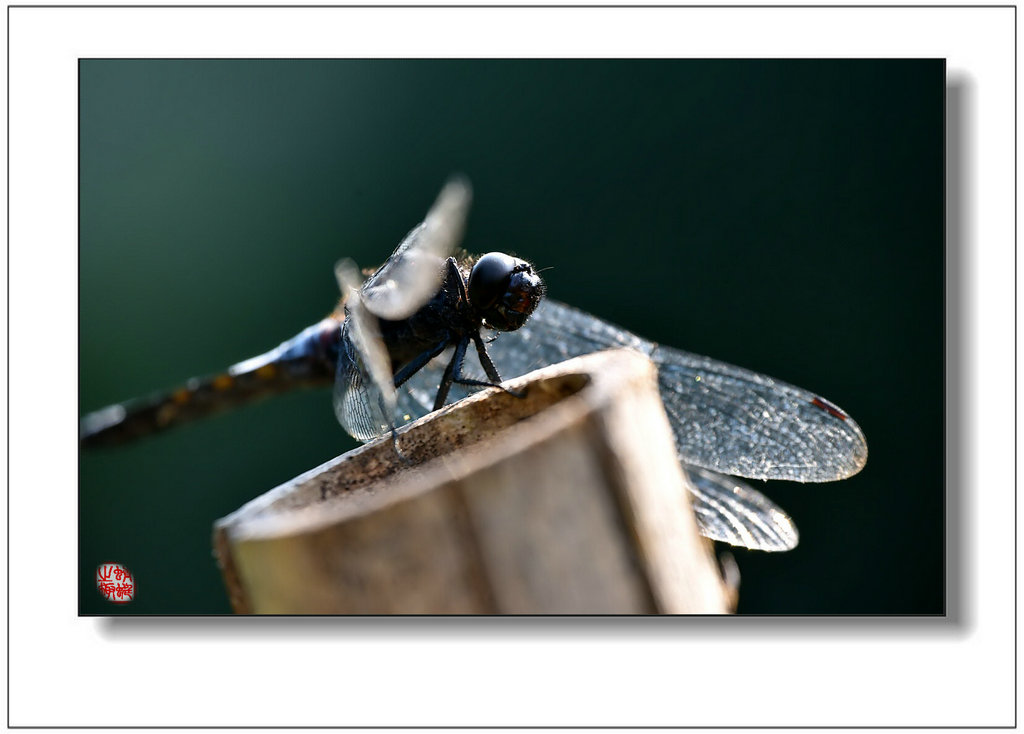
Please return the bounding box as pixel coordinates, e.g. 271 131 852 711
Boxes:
468 251 544 331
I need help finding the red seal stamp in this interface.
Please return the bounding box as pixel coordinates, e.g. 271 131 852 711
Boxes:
96 562 135 603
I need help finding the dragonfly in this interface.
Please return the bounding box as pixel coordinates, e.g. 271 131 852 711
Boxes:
81 178 868 552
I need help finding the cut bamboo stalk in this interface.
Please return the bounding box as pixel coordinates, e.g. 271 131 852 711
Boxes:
213 348 730 614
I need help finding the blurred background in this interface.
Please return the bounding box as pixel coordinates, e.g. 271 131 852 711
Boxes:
80 59 943 614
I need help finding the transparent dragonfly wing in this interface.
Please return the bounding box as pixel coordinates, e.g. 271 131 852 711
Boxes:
470 298 867 482
332 261 397 442
361 178 472 321
333 325 393 442
396 297 867 481
652 343 868 482
684 467 798 551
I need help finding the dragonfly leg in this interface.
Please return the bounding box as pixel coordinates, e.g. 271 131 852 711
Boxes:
471 330 502 383
461 331 526 399
433 336 469 411
389 424 408 463
373 388 410 463
393 337 452 389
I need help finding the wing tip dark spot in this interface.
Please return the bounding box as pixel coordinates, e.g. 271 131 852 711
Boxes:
811 396 848 421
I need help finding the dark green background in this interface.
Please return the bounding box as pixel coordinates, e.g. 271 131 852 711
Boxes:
80 59 944 614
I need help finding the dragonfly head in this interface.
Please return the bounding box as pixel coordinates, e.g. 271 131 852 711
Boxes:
467 252 545 332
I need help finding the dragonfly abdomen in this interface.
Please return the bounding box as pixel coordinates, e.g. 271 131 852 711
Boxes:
80 318 342 448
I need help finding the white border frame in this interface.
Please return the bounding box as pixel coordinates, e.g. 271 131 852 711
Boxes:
7 4 1015 727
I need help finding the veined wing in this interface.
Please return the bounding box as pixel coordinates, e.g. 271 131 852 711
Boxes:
333 261 396 442
360 178 472 321
684 467 798 551
466 298 867 483
653 343 867 482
